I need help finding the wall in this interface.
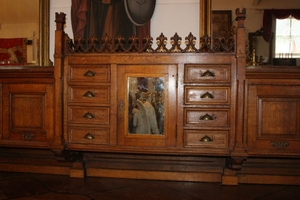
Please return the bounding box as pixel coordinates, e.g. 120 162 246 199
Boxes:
213 0 300 34
49 0 72 63
150 0 199 48
49 0 300 63
49 0 199 62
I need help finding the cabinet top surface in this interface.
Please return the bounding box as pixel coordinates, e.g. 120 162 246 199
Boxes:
0 66 54 78
246 66 300 79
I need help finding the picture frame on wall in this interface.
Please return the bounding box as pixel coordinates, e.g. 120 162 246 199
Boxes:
211 10 232 38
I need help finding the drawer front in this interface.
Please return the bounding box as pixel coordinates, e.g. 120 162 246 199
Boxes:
184 108 229 127
184 130 228 148
184 64 230 83
185 86 230 105
69 127 109 144
69 86 110 104
69 65 110 82
68 106 110 125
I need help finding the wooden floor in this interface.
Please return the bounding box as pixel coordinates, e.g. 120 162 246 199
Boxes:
0 172 300 199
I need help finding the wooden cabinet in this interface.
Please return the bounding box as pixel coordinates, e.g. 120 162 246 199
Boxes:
245 67 300 156
62 55 236 155
0 67 55 149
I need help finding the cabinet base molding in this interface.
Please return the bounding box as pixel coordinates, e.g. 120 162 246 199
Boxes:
0 148 72 176
0 163 70 176
221 175 239 185
2 149 300 185
84 152 225 182
221 168 239 185
238 175 300 185
236 158 300 185
86 168 222 182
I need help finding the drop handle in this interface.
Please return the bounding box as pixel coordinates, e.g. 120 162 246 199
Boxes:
201 70 215 77
199 135 213 142
200 113 214 121
83 91 95 98
83 112 95 119
270 141 289 148
201 92 214 99
84 70 96 77
22 133 35 140
84 133 95 140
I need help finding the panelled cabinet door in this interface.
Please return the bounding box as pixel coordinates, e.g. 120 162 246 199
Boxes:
117 65 177 147
1 84 54 148
246 79 300 154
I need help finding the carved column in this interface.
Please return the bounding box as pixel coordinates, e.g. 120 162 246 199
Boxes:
51 12 67 158
222 8 248 185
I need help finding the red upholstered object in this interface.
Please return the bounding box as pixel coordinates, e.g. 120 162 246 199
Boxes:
0 38 27 65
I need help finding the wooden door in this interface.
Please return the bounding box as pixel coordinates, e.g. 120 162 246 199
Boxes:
117 64 177 147
2 83 54 148
245 79 300 154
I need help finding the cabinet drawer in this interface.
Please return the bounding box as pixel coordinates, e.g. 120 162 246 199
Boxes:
68 106 110 124
69 65 110 82
184 64 230 83
69 127 109 144
69 86 110 104
185 86 230 105
184 130 228 148
184 108 229 127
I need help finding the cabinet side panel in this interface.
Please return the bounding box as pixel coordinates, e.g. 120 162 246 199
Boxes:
0 84 2 139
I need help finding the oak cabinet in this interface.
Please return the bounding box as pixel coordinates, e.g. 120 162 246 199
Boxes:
245 72 300 156
62 55 237 155
0 68 55 148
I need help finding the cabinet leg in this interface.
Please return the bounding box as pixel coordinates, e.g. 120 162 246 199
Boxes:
222 168 238 185
70 161 85 178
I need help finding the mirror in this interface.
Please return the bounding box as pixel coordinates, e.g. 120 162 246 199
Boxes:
128 76 165 135
0 0 49 66
248 30 273 66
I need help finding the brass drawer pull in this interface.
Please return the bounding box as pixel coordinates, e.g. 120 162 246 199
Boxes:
201 70 215 77
83 91 95 98
270 141 289 148
199 135 213 142
201 92 214 99
84 133 95 140
200 113 215 121
83 112 95 119
22 133 35 140
84 70 96 77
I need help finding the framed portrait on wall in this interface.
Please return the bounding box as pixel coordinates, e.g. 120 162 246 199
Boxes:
211 10 232 38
